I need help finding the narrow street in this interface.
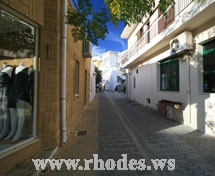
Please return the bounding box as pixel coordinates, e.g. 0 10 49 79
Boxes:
1 1 215 175
10 91 215 176
98 91 215 176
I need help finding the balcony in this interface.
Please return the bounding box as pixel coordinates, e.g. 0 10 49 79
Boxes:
121 0 215 68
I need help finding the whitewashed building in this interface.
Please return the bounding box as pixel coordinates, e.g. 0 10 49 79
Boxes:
90 61 96 102
93 51 125 91
121 0 215 136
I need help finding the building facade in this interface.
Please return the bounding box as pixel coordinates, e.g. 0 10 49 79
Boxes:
93 51 125 91
90 61 96 102
121 0 215 135
0 0 92 174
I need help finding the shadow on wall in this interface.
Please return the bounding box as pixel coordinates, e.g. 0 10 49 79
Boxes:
204 97 215 135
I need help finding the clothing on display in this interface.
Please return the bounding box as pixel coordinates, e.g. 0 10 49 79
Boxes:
0 64 14 139
0 62 33 141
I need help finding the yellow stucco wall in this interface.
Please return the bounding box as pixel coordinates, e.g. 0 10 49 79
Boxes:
0 0 92 174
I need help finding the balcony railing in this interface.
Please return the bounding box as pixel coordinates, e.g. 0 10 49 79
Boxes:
121 0 193 67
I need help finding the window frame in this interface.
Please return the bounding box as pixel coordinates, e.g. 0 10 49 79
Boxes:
158 5 175 34
133 77 136 88
160 58 179 91
203 39 215 93
0 4 38 150
75 60 80 95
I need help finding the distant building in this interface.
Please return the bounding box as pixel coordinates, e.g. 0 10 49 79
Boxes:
90 61 96 101
93 51 125 91
120 0 215 136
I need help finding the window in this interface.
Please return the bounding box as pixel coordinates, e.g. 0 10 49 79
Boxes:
203 39 215 93
158 5 175 34
137 23 150 44
137 27 143 41
160 58 179 91
133 77 136 88
146 22 150 43
0 8 36 149
75 60 79 95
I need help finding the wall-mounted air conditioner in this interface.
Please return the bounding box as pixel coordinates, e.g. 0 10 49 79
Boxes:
82 41 92 58
170 31 193 54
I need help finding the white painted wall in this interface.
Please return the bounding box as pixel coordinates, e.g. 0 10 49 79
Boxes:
90 61 96 102
127 25 215 136
190 26 215 135
123 0 215 136
129 54 189 108
93 51 125 91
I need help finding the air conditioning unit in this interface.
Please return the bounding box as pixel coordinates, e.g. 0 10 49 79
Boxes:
170 31 193 54
82 41 92 58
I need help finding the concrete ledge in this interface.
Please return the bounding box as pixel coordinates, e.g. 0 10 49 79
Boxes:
0 138 41 175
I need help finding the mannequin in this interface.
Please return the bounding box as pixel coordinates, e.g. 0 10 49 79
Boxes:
0 63 14 139
5 62 32 141
15 62 27 74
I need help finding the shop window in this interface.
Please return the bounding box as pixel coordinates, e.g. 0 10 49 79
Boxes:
203 39 215 93
160 58 179 91
0 8 36 149
75 60 79 95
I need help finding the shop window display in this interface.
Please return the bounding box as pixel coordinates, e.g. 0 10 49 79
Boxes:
0 8 36 151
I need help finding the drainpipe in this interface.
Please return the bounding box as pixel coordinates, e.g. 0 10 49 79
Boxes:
61 0 67 143
188 57 191 124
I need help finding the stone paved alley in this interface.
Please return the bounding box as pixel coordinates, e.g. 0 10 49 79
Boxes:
6 91 215 176
97 91 215 176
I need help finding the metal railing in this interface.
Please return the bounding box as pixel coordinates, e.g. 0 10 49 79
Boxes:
121 0 193 66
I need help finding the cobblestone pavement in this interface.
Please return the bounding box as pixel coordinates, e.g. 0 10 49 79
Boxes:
98 91 215 176
43 96 98 176
6 95 99 176
5 91 215 176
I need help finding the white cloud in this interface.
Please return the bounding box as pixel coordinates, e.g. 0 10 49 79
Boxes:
92 45 107 57
92 29 127 57
106 30 126 50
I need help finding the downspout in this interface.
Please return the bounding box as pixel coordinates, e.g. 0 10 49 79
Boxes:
61 0 67 143
188 57 191 124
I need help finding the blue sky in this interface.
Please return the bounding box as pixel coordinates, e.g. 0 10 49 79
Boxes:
90 0 128 56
